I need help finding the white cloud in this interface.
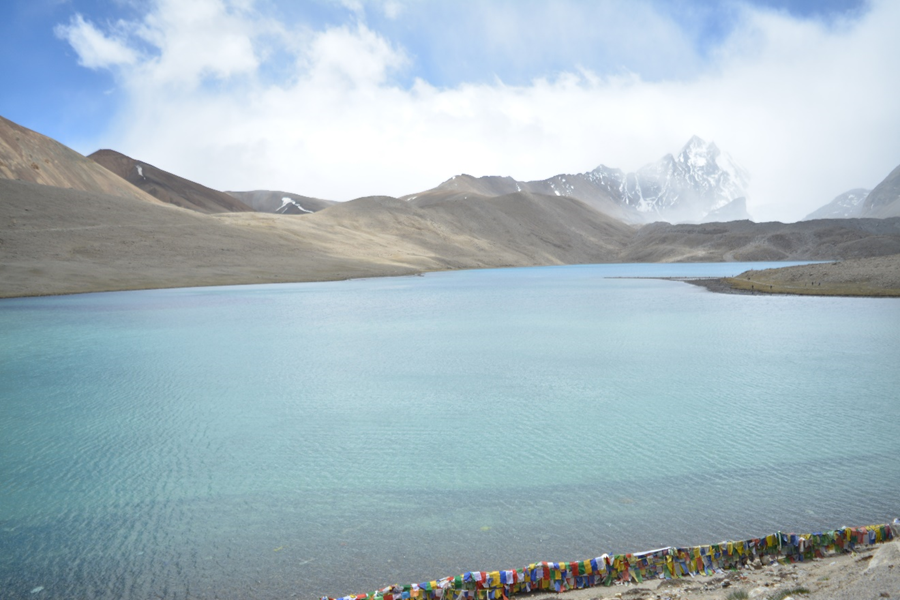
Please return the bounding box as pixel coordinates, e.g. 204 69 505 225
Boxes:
133 0 260 85
63 0 900 222
54 14 138 69
303 24 408 88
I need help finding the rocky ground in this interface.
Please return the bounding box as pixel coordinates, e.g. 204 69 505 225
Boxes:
525 541 900 600
686 254 900 297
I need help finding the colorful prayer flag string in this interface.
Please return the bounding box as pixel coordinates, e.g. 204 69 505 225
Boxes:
321 521 897 600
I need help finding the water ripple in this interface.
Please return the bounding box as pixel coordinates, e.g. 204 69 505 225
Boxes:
1 263 898 599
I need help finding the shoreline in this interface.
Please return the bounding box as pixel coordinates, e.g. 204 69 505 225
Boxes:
1 260 884 301
6 255 900 301
324 523 899 600
682 277 900 298
537 540 900 600
684 255 900 298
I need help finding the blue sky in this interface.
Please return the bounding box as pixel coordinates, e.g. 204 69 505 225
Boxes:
1 0 897 221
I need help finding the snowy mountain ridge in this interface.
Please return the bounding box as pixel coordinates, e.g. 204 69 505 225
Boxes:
584 135 751 222
434 136 752 223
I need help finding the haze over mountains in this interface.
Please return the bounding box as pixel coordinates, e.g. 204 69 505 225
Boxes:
804 189 872 220
803 165 900 221
1 114 899 298
862 164 900 218
412 136 751 224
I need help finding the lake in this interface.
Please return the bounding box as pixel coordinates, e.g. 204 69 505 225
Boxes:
1 262 898 599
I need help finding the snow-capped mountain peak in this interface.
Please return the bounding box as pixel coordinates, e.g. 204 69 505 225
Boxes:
582 136 750 222
420 136 752 224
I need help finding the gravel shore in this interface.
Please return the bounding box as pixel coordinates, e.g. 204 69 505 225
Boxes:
527 541 900 600
684 255 900 297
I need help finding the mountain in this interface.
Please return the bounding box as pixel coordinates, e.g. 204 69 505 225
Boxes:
619 217 900 263
89 149 253 214
407 136 750 224
0 116 164 205
3 114 899 299
589 136 751 223
0 116 636 297
804 162 900 221
228 190 336 214
0 178 409 298
804 188 870 220
404 173 635 222
314 190 635 268
861 163 900 218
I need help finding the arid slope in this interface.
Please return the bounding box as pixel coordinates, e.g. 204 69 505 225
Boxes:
0 179 422 298
0 179 636 298
89 149 253 213
0 116 165 206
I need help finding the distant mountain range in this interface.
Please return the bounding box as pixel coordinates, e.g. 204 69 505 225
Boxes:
2 114 899 298
803 165 900 220
408 136 751 224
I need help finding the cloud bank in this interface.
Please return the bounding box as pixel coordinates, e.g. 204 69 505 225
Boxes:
57 0 900 221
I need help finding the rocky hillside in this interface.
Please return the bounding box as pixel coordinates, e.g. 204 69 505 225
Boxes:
619 218 900 262
0 116 163 205
89 149 254 213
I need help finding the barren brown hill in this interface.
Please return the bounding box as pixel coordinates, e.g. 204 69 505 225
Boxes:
619 218 900 262
283 191 636 269
89 149 253 214
0 178 638 298
0 179 419 298
0 116 165 206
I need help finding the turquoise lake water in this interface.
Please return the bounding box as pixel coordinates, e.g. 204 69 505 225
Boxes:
1 262 899 599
